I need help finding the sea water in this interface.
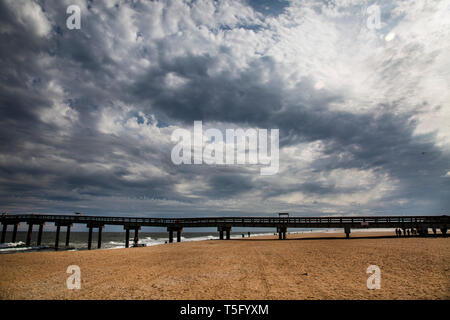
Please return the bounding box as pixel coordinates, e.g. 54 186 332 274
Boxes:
0 231 274 253
0 228 395 254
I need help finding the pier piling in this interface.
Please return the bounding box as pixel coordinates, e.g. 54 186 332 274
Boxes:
55 225 61 250
345 226 351 239
125 228 130 248
97 226 103 248
37 223 44 246
88 226 93 250
66 225 71 247
26 223 33 246
124 224 140 247
277 226 287 240
167 226 182 243
86 223 104 249
1 223 7 243
218 226 231 240
134 227 139 246
12 223 18 243
54 223 73 248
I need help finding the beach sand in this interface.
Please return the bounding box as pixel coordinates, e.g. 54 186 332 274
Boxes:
0 232 449 300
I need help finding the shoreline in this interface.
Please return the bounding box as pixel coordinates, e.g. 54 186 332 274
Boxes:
0 228 401 254
1 231 448 300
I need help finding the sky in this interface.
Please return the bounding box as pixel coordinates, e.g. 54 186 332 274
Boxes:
0 0 449 220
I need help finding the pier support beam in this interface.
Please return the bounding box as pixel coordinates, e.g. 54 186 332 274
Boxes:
277 226 287 240
344 226 351 239
66 225 71 247
55 225 61 250
133 227 139 246
1 223 7 243
124 225 141 247
86 223 104 250
37 223 44 246
97 226 103 248
12 223 19 243
124 224 141 247
87 226 93 250
55 223 72 249
125 228 130 248
218 226 232 240
168 226 183 243
26 223 33 246
418 227 429 237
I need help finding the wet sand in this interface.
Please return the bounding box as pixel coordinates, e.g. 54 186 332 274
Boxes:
0 232 449 299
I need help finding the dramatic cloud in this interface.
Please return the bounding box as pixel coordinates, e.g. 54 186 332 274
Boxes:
0 0 449 218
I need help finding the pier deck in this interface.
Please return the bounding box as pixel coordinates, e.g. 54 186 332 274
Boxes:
1 214 448 249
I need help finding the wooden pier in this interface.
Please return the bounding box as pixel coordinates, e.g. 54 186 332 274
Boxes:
0 214 448 249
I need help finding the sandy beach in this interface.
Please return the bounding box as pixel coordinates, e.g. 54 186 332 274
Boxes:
0 232 449 300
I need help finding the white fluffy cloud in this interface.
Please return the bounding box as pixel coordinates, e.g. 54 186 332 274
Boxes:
3 0 51 37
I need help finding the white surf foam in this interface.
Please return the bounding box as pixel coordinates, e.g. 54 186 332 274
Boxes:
0 241 51 253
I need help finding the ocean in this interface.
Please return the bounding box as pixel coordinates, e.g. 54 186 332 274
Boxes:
0 231 274 253
0 228 396 253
